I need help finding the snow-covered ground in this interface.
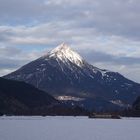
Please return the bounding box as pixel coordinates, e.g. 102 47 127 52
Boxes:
0 116 140 140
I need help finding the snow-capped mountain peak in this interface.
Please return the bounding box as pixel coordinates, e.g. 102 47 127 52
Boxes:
46 43 84 67
50 42 70 53
4 43 140 111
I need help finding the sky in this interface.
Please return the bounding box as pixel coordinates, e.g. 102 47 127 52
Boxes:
0 0 140 83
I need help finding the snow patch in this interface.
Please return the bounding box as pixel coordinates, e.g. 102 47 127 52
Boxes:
56 96 85 101
111 100 123 106
46 43 84 67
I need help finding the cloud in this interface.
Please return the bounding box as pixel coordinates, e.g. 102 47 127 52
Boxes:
0 0 140 82
0 24 140 57
0 46 44 76
0 0 140 39
0 58 24 69
80 50 140 66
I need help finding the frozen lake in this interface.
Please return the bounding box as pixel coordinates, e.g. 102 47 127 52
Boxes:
0 116 140 140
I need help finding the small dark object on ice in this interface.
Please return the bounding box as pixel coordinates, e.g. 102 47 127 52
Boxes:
88 113 121 119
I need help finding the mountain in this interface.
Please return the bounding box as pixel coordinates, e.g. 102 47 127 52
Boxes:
4 43 140 111
121 96 140 117
0 77 60 115
0 77 88 116
133 96 140 111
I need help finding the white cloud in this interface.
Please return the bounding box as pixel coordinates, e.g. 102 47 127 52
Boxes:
0 0 140 82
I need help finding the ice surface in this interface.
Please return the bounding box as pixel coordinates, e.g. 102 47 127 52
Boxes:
0 116 140 140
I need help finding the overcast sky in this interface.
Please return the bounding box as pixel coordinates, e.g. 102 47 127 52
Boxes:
0 0 140 83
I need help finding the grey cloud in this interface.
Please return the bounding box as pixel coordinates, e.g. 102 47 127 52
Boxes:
0 0 46 23
0 45 46 75
0 58 25 69
0 0 140 82
0 46 27 70
0 0 140 41
0 46 21 56
80 50 140 66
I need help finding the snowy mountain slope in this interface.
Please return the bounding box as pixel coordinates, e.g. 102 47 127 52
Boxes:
46 43 84 67
4 43 140 111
